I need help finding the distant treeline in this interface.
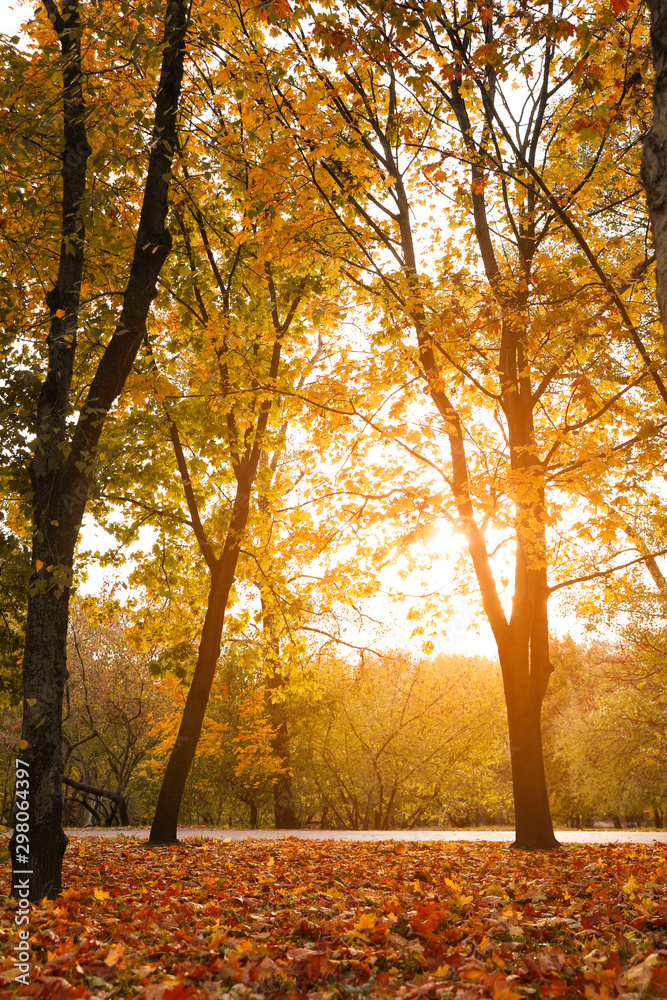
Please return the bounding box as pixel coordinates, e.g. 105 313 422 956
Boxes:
2 607 664 831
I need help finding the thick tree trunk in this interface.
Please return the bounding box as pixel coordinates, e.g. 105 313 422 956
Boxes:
642 0 667 350
14 588 71 897
149 485 253 843
498 557 559 850
8 0 188 900
501 665 558 849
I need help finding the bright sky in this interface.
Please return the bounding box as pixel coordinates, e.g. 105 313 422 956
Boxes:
1 4 30 37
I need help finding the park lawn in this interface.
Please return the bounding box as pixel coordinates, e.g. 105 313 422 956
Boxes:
1 838 667 999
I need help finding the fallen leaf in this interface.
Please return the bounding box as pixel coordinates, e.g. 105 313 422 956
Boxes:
104 943 125 966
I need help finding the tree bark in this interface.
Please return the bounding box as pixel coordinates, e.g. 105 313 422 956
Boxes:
267 670 298 828
642 0 667 351
260 595 298 829
498 639 559 849
417 294 558 849
9 0 188 900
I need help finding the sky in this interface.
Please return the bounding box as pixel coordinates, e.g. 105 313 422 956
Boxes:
1 4 29 37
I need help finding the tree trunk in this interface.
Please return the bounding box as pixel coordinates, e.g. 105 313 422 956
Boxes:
148 272 292 842
12 587 71 897
497 567 560 850
249 798 259 829
149 483 253 843
8 0 188 900
267 671 298 829
501 665 558 849
642 0 667 350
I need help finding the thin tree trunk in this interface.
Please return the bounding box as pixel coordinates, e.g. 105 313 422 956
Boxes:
642 0 667 351
388 128 559 850
149 482 253 843
8 0 188 900
119 797 130 826
249 798 258 829
263 611 297 828
267 675 298 829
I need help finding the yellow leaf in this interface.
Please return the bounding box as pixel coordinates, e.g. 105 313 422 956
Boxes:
94 887 110 901
354 912 376 932
104 943 125 966
35 560 43 571
55 309 66 318
622 874 639 897
19 740 28 750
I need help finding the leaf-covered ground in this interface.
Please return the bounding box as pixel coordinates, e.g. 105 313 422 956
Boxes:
2 838 667 999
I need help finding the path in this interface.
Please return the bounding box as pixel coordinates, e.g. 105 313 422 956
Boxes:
65 827 667 845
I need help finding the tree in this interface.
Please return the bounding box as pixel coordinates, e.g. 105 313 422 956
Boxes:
3 0 189 898
74 34 346 841
139 643 290 828
146 256 309 842
244 0 665 847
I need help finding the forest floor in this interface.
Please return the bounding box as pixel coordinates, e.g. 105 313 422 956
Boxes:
1 836 667 999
